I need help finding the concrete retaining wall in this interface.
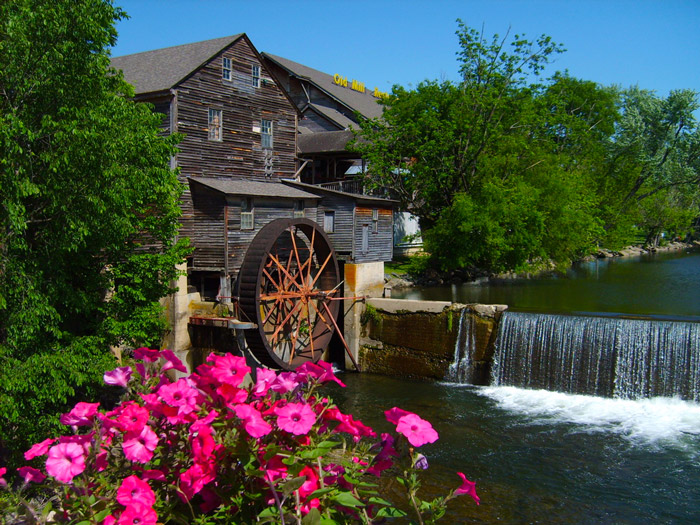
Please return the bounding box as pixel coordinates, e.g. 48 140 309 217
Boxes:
358 298 507 382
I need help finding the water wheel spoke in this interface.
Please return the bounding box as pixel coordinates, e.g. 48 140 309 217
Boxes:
310 251 334 289
266 300 303 344
309 299 334 336
268 253 304 292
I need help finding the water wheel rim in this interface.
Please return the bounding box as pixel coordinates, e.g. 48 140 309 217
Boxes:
238 218 340 370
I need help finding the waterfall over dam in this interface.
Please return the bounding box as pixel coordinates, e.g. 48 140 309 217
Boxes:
490 311 700 400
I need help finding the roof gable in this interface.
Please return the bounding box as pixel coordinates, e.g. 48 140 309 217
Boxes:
111 35 243 95
263 53 385 121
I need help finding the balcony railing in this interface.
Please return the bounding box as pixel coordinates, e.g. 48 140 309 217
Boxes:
317 179 365 195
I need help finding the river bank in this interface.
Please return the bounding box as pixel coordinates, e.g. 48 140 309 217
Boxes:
385 240 700 290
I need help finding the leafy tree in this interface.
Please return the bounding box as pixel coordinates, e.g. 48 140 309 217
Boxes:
0 0 189 463
354 22 611 271
599 87 700 244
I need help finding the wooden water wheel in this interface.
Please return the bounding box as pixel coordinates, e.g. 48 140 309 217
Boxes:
238 218 341 370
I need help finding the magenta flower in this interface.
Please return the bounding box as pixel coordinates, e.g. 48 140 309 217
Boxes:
117 475 156 507
158 378 199 415
24 437 55 460
271 372 301 394
455 472 480 505
59 401 100 427
17 466 46 484
298 361 346 387
384 406 412 425
216 383 248 406
160 349 188 373
45 442 86 483
116 502 158 525
298 465 320 499
395 413 439 447
104 366 133 387
123 425 158 464
252 368 277 397
59 433 94 455
0 467 6 488
208 353 251 387
179 462 215 502
191 426 217 463
116 402 150 433
234 403 272 438
261 455 288 483
274 402 316 435
134 347 161 362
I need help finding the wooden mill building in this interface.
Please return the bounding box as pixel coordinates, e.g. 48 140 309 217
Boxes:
111 34 395 366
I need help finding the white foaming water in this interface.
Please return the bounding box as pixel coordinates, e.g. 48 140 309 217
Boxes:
477 385 700 447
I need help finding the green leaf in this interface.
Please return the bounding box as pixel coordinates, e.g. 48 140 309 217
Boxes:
301 508 322 525
376 507 409 518
281 475 306 496
257 507 279 518
333 491 364 508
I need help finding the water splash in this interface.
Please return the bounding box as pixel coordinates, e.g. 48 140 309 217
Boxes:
478 385 700 448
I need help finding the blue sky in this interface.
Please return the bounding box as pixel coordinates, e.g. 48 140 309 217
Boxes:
111 0 699 98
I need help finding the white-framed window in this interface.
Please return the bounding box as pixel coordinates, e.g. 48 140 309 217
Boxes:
241 198 254 230
372 209 379 233
323 211 335 233
208 109 222 141
222 57 232 81
293 200 305 218
252 64 261 88
261 119 273 149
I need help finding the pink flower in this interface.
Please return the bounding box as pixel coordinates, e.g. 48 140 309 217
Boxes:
178 462 215 501
384 406 412 425
298 465 319 499
104 366 133 387
104 516 116 525
116 502 158 525
252 368 277 397
46 442 86 483
24 438 55 460
58 433 94 455
216 383 248 406
208 353 251 387
123 425 158 464
0 467 5 487
158 378 199 415
160 349 187 373
191 426 217 463
261 455 288 483
455 472 480 505
298 361 346 387
17 466 46 484
59 401 100 427
274 402 316 435
117 475 156 507
115 402 150 433
134 347 161 362
234 403 272 438
300 497 321 516
395 413 439 447
271 372 300 394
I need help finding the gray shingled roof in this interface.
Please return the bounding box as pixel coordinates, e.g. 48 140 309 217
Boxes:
298 130 355 154
111 35 243 94
189 177 320 199
307 104 357 130
263 53 384 120
282 180 397 206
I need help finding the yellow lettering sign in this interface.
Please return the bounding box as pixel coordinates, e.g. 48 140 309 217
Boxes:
333 74 348 87
351 79 365 93
373 87 388 99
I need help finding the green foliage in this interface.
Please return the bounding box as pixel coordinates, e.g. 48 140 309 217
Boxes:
355 21 700 273
360 303 381 327
0 0 190 464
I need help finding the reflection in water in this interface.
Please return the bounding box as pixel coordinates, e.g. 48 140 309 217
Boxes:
329 373 700 524
393 249 700 318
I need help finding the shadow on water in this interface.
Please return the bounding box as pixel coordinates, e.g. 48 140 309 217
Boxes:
328 373 700 524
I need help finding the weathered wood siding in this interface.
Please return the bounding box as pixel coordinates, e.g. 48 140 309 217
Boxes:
164 37 299 265
353 207 393 263
315 194 355 258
